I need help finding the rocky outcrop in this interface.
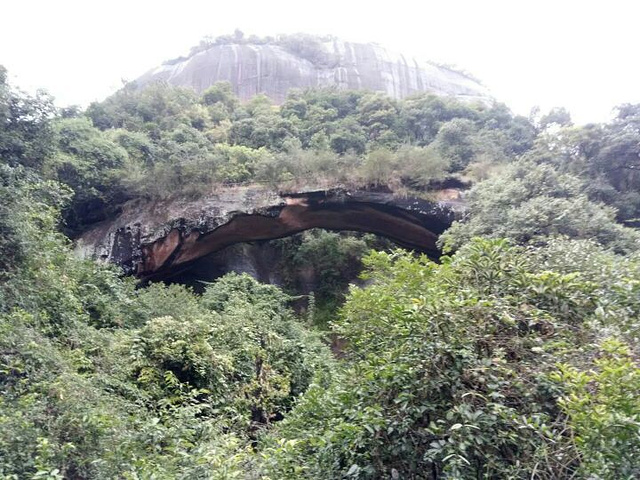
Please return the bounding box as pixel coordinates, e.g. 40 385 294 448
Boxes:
135 38 490 103
75 187 462 281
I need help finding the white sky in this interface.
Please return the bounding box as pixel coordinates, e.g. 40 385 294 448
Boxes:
1 0 638 124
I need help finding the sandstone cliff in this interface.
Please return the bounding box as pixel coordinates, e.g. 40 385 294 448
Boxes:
76 187 462 282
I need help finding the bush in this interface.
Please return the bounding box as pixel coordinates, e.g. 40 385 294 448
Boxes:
441 161 640 254
552 339 640 479
258 239 639 478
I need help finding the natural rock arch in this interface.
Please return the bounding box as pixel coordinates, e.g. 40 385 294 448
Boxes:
76 187 462 282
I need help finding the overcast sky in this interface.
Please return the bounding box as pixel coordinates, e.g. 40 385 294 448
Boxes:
1 0 638 124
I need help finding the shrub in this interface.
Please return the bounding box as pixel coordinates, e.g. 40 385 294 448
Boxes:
552 339 640 479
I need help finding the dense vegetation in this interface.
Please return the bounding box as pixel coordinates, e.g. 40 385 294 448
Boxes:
62 77 536 231
1 62 640 479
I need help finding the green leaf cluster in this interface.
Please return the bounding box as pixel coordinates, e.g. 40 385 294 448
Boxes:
259 239 640 479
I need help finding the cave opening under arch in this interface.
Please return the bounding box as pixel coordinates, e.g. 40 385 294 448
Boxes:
136 193 456 284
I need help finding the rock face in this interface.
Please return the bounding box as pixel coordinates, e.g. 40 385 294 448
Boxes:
75 187 462 282
135 38 490 103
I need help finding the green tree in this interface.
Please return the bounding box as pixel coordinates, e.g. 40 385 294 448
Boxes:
45 117 130 230
441 161 640 253
201 81 239 112
399 94 478 145
552 339 640 479
260 239 635 478
0 66 56 169
431 118 478 171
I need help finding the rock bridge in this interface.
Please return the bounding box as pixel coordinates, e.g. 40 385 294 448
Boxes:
76 187 462 282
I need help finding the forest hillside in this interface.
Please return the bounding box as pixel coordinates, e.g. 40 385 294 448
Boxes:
1 52 640 479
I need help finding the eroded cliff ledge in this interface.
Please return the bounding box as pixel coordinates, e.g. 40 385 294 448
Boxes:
76 187 462 281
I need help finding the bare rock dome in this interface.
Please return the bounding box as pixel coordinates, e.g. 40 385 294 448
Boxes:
135 34 491 103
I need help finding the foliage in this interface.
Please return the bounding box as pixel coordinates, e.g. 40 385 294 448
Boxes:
441 160 640 254
46 117 130 229
278 33 340 67
274 230 389 326
166 31 339 67
526 104 640 225
0 104 332 476
76 82 532 207
0 66 56 169
259 239 640 479
552 339 640 479
0 248 331 478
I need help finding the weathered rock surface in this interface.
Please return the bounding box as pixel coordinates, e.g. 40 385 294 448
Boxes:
135 39 490 103
75 187 462 281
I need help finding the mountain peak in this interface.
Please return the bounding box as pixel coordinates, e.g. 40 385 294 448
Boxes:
135 33 491 103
